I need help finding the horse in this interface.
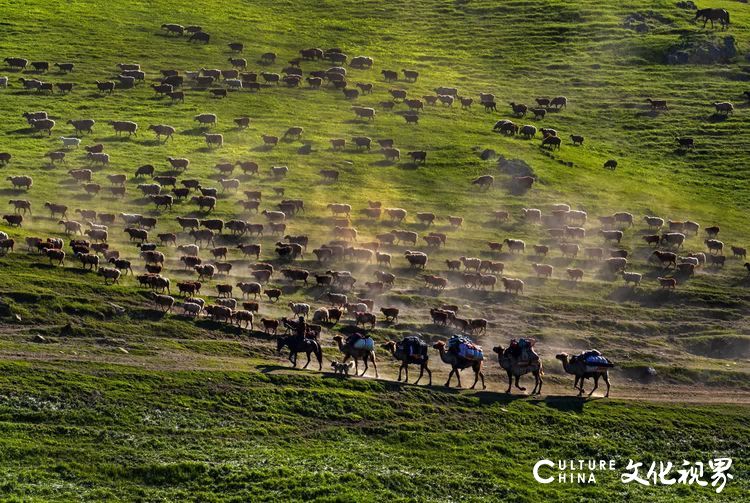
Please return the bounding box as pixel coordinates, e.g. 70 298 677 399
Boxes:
694 8 730 30
277 334 323 370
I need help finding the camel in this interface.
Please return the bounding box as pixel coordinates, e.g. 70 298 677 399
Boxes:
332 334 378 378
492 346 543 395
382 340 432 385
556 352 611 397
432 340 485 389
276 334 323 370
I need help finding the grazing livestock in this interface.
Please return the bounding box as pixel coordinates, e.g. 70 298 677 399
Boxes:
501 277 524 294
472 175 494 190
567 268 584 281
621 271 642 286
7 176 32 190
646 98 668 111
148 124 175 142
108 120 137 136
677 137 694 149
189 31 210 43
705 239 724 254
67 119 95 135
96 80 115 94
29 118 55 135
658 277 677 289
203 133 223 148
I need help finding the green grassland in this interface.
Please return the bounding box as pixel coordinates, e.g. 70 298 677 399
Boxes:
0 0 750 500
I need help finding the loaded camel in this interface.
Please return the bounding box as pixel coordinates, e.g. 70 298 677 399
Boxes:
332 334 378 377
432 340 486 389
555 352 611 397
381 339 432 385
492 345 543 395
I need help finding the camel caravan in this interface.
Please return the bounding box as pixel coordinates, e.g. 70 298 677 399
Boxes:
273 314 612 396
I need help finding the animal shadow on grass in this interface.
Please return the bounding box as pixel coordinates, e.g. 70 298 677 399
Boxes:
6 127 35 135
85 92 111 100
399 162 420 170
181 127 209 137
707 113 730 123
530 395 588 413
634 110 662 119
504 180 532 196
371 159 397 167
474 390 528 406
71 193 95 201
0 188 29 196
607 285 641 302
28 262 64 271
139 139 164 147
252 144 275 152
257 364 295 374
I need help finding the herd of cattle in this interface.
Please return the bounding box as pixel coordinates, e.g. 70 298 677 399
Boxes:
0 23 747 393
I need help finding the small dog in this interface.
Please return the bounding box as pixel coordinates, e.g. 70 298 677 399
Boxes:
331 360 354 376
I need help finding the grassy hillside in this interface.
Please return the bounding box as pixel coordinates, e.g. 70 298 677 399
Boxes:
0 0 749 499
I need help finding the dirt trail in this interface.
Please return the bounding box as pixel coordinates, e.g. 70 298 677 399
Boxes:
0 347 747 405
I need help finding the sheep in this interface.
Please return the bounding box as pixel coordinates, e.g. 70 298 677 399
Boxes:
87 152 109 165
404 251 428 269
85 228 108 242
472 175 494 189
521 125 537 139
509 102 527 116
564 226 586 240
58 219 83 235
604 159 618 170
646 98 668 110
713 102 733 114
29 118 55 135
651 250 677 268
151 293 175 312
605 257 628 273
657 277 677 289
542 135 561 149
705 226 720 238
264 288 282 303
76 252 99 270
203 133 223 148
533 263 553 278
289 302 310 318
567 268 584 281
503 239 526 253
621 271 642 286
676 137 694 149
705 239 724 254
570 135 584 145
501 277 524 294
731 246 746 259
352 107 376 120
219 178 240 192
8 199 31 214
559 243 580 258
643 216 664 229
707 255 726 268
98 267 121 285
600 230 623 243
416 212 436 225
679 256 700 267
